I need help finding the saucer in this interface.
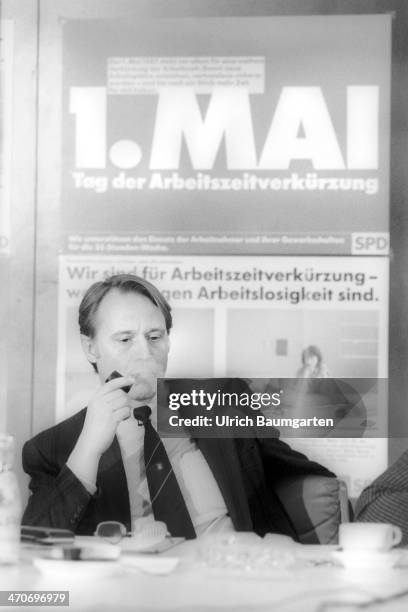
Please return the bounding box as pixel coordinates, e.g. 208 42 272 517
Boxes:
120 534 184 554
331 549 400 570
33 557 121 579
120 555 179 575
50 542 121 561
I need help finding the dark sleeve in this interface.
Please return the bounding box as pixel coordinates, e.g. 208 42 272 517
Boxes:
355 450 408 544
226 377 335 482
22 438 93 531
257 436 335 486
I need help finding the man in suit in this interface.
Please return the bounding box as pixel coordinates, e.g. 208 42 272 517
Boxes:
22 274 334 538
355 450 408 545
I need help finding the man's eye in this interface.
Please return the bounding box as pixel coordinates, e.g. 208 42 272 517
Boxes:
118 337 131 343
149 334 162 342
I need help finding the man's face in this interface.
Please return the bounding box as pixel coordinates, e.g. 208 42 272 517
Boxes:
82 289 169 402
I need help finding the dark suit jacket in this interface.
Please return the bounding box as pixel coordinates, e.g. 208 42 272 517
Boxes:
355 449 408 545
22 405 333 539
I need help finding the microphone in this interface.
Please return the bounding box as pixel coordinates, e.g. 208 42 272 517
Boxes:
105 370 132 394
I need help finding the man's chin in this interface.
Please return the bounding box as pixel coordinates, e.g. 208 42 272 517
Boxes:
128 383 156 402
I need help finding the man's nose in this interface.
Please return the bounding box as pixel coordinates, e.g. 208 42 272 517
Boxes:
128 337 152 360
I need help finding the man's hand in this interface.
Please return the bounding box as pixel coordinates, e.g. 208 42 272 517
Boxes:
67 376 134 492
79 376 134 457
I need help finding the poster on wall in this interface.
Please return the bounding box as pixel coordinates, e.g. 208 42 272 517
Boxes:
62 15 391 256
57 254 388 496
58 14 391 494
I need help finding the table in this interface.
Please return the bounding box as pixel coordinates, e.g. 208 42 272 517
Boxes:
1 540 408 612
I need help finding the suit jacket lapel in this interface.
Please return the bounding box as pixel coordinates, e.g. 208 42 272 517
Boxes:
194 436 253 531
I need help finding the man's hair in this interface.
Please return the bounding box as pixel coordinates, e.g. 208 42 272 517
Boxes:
79 274 172 339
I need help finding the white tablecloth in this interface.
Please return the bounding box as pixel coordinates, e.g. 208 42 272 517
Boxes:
1 540 408 612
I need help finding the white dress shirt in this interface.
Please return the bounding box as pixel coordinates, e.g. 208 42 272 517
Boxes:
69 409 234 535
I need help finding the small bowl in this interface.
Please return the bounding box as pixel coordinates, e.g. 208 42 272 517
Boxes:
331 549 400 571
132 519 168 540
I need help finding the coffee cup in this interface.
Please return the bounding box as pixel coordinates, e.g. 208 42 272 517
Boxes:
339 522 402 552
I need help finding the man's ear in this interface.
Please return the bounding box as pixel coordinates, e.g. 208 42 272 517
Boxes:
80 334 99 366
